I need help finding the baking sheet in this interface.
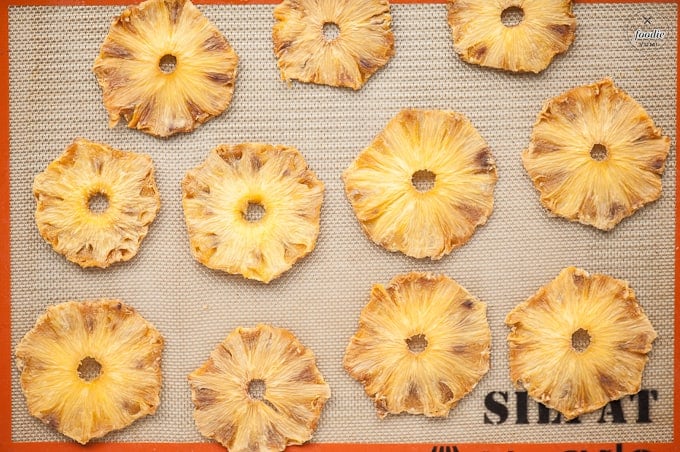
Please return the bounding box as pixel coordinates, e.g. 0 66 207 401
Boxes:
7 1 678 446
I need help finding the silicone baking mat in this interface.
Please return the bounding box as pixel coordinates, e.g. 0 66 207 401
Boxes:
1 0 678 451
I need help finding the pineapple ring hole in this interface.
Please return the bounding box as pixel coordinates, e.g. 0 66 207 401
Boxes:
77 356 102 382
411 170 436 192
247 379 266 401
501 6 525 27
244 201 266 222
322 22 340 42
571 328 591 353
159 54 177 74
590 143 609 161
87 192 110 214
406 334 428 354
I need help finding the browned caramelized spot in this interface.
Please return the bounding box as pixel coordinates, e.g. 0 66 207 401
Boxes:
240 329 262 349
165 0 183 24
458 203 484 223
194 387 219 406
206 72 233 84
265 425 285 447
650 157 666 171
451 344 469 354
43 413 60 429
118 14 137 34
475 148 494 170
471 45 487 60
213 422 236 443
439 381 454 403
620 333 652 353
137 100 155 125
572 272 585 288
531 139 562 155
217 148 242 165
461 299 474 309
122 399 141 415
276 40 292 53
296 366 318 383
250 155 262 171
608 202 626 220
183 101 201 120
550 23 573 38
405 383 422 408
102 42 133 59
598 371 626 396
359 58 374 71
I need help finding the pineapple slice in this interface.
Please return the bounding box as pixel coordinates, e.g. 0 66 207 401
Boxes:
182 143 324 283
522 78 670 230
506 267 657 420
273 0 394 90
93 0 238 137
447 0 576 73
188 324 330 451
33 138 160 268
344 272 491 417
15 300 163 444
343 109 497 260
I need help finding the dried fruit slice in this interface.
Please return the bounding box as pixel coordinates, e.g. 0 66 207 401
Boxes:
93 0 238 137
522 79 670 230
506 267 657 419
182 143 324 283
188 324 330 451
447 0 576 73
344 272 491 417
15 300 163 444
343 109 497 260
33 138 160 268
273 0 394 89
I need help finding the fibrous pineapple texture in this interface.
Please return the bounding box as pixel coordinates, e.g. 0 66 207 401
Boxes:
344 272 491 418
343 109 497 260
15 300 163 444
273 0 394 89
182 143 324 283
33 138 160 268
93 0 238 137
188 324 330 451
447 0 575 73
522 78 670 230
506 267 656 419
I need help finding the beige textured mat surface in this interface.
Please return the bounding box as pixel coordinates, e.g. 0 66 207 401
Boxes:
9 2 677 444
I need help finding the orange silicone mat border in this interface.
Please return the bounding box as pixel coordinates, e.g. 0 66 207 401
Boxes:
1 0 678 451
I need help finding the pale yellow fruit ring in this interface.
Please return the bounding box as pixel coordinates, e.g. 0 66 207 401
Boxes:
181 143 324 283
15 300 164 444
344 272 491 417
273 0 394 90
506 267 657 419
343 109 497 260
93 0 238 137
447 0 576 73
522 78 670 230
33 138 160 268
188 324 330 450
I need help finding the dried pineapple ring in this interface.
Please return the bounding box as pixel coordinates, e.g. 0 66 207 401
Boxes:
93 0 238 137
506 267 657 419
447 0 576 73
522 79 670 231
182 143 324 283
344 272 491 418
33 138 160 268
15 300 164 444
343 109 497 260
273 0 394 90
188 324 331 450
